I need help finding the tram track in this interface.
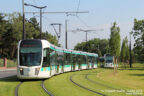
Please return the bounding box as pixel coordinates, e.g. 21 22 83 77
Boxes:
15 82 23 96
85 74 118 90
70 74 107 96
41 80 54 96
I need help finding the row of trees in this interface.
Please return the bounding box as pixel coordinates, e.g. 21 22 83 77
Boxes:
1 12 144 65
74 38 109 57
0 12 59 59
74 22 130 68
75 18 144 66
132 19 144 62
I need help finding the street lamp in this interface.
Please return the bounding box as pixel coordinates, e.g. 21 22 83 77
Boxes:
24 3 47 39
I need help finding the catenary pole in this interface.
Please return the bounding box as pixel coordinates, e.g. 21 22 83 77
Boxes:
22 0 25 39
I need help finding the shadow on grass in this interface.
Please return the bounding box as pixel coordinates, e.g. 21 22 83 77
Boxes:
0 75 19 82
0 75 48 82
119 67 144 71
129 74 144 77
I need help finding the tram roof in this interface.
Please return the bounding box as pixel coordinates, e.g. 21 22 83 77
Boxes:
43 39 98 57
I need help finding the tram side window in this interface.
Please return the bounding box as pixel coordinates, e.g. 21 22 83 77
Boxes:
82 55 86 64
95 57 98 64
57 51 64 65
65 53 71 65
50 49 56 66
72 54 77 64
77 55 81 64
43 48 50 67
92 57 97 64
88 56 91 64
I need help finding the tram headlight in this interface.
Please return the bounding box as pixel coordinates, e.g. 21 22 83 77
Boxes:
20 68 23 71
35 68 40 75
19 68 23 75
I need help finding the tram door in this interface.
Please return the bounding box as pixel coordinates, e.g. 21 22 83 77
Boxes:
56 52 64 73
78 55 81 70
72 55 76 71
88 57 90 69
57 56 61 73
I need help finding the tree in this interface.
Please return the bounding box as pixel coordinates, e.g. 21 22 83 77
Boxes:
120 37 129 68
0 12 60 59
42 31 60 46
74 38 109 57
109 22 120 72
132 19 144 61
0 13 10 58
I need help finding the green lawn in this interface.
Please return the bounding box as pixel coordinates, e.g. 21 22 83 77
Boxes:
0 76 20 96
44 71 98 96
0 63 144 96
44 63 144 96
44 69 130 96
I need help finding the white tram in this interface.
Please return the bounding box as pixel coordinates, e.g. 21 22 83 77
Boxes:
104 54 114 67
17 39 98 79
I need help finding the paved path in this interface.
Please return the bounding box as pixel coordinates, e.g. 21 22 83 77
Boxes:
0 68 17 78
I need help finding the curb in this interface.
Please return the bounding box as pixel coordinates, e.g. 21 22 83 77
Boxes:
0 68 17 72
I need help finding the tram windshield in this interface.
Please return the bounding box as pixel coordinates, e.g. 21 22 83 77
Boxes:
19 40 42 66
106 56 113 63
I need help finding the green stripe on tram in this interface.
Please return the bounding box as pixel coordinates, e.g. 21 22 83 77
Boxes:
41 67 50 71
72 52 80 55
64 51 71 53
50 46 55 50
64 65 71 68
76 64 79 67
50 46 63 52
81 64 87 66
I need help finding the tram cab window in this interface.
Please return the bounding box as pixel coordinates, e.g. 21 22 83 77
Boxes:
43 48 56 67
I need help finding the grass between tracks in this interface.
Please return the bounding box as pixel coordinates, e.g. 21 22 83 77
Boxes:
19 81 48 96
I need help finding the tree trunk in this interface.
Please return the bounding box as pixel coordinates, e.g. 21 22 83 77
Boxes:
115 56 117 73
113 56 115 73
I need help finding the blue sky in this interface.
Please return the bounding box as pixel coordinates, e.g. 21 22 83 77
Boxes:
0 0 144 49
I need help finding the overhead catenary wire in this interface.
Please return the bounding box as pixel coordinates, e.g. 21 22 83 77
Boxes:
76 0 81 16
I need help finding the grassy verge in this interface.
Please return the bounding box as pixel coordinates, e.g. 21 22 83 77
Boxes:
0 76 20 96
0 59 3 67
44 69 128 96
44 64 144 96
0 59 17 68
72 69 128 96
0 63 143 96
98 63 144 95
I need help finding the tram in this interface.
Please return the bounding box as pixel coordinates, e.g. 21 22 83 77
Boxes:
104 54 114 67
17 39 98 79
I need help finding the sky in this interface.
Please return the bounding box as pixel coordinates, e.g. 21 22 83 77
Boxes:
0 0 144 49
